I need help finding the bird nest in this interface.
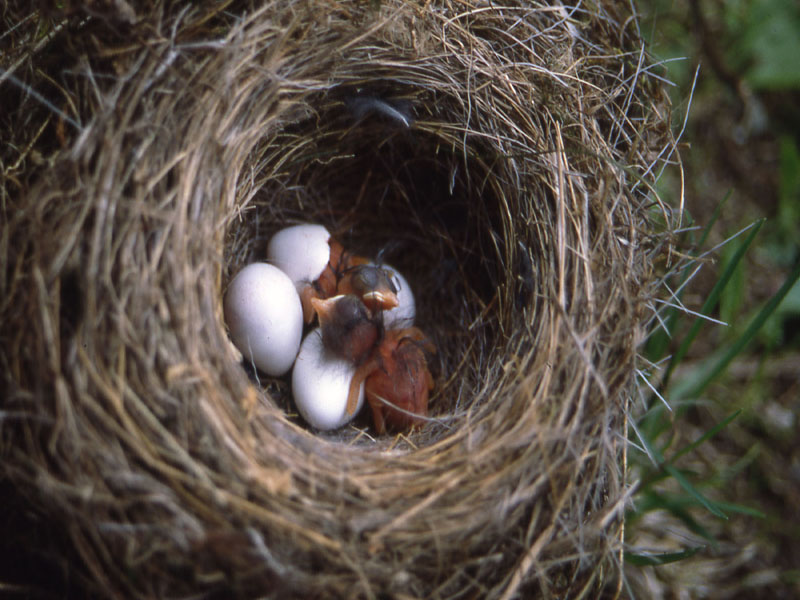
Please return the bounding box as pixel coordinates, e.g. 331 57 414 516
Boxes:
1 1 672 598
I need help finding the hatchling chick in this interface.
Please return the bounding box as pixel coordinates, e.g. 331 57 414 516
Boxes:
365 327 435 434
310 294 434 432
310 294 382 417
300 241 398 322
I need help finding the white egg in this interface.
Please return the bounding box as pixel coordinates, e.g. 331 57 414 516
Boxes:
292 328 365 431
224 263 303 376
380 264 416 329
267 224 331 292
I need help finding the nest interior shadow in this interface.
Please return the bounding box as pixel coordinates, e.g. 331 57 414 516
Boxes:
0 1 672 598
230 86 533 437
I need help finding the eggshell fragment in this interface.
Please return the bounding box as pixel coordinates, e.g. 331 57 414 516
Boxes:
381 264 416 329
224 263 303 376
267 224 331 293
292 328 365 431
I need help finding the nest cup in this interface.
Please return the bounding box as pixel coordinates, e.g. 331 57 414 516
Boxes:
1 2 671 598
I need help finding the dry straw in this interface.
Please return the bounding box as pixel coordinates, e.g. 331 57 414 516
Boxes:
1 1 673 598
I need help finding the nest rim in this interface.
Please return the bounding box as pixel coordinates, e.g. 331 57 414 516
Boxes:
0 1 674 598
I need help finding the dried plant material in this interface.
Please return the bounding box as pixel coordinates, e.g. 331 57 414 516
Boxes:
0 1 673 598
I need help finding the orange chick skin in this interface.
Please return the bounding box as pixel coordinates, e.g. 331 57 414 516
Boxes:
310 295 435 428
365 328 434 434
300 239 398 322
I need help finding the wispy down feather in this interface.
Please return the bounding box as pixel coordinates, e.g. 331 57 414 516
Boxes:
344 96 413 128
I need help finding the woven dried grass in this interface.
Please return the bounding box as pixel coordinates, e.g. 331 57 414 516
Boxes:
1 1 672 598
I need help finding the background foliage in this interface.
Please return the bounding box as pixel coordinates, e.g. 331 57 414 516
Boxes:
627 0 800 596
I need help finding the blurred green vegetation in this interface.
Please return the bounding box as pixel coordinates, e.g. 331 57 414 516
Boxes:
626 0 800 594
643 0 800 91
730 0 800 90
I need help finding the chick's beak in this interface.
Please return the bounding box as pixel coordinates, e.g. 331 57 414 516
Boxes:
363 290 399 310
310 296 337 324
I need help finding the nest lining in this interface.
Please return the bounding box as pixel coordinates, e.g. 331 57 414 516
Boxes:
0 1 672 598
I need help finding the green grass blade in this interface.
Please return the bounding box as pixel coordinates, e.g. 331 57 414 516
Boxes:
634 491 717 541
660 219 765 392
625 546 704 567
639 401 681 450
636 467 673 492
664 464 728 519
669 410 741 464
713 501 766 519
677 257 800 400
645 193 730 362
715 443 761 484
695 192 730 249
629 410 665 466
